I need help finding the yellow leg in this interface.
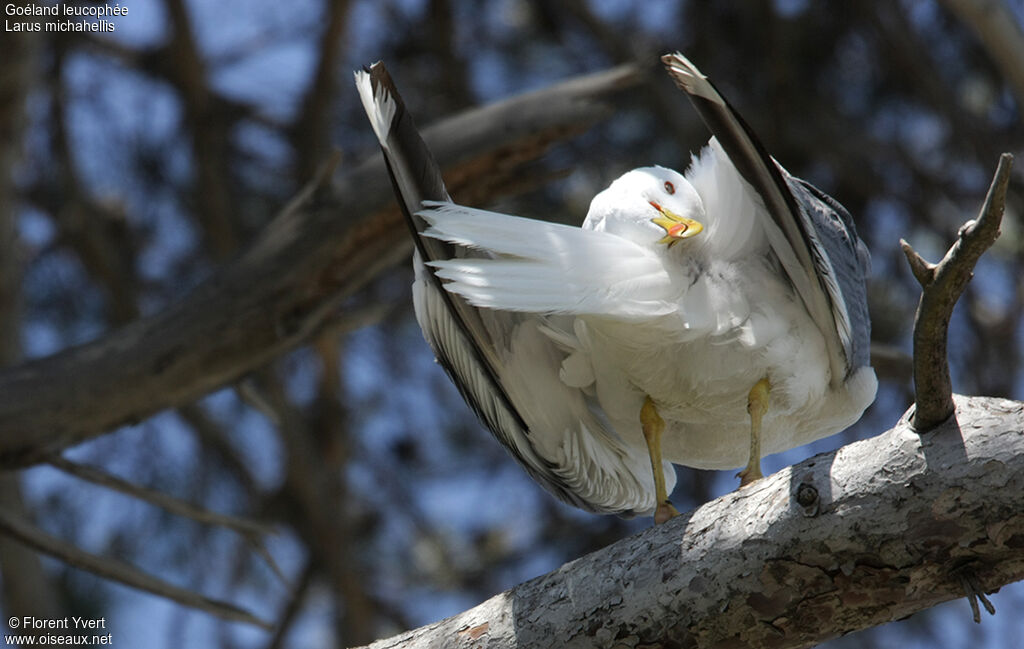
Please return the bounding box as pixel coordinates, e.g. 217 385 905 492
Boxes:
738 377 770 487
641 396 679 524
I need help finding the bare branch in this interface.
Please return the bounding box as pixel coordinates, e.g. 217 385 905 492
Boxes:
292 0 350 181
44 53 141 325
165 0 238 257
46 456 275 538
0 476 64 627
0 507 273 629
901 153 1013 431
174 405 291 590
355 395 1024 649
0 64 642 467
178 403 261 495
264 561 315 649
900 240 936 286
546 0 702 149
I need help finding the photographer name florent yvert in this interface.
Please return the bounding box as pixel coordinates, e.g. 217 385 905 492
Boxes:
5 2 126 32
11 617 106 631
6 616 112 646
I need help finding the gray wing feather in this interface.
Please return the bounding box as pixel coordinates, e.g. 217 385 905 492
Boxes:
788 177 872 370
663 52 871 384
355 62 639 514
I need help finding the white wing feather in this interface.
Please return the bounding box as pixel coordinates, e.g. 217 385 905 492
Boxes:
419 201 684 319
664 52 856 386
412 250 669 514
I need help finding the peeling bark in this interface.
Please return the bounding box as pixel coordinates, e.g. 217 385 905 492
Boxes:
356 395 1024 649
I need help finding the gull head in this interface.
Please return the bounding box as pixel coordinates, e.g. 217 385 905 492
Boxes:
583 166 704 250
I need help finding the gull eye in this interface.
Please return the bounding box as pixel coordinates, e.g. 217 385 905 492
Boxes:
664 181 675 195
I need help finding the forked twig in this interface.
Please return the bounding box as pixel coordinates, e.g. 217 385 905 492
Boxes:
900 153 1014 431
957 569 997 623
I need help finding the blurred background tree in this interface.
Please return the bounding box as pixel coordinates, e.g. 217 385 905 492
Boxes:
0 0 1022 647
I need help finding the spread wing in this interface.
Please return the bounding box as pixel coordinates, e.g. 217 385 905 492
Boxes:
418 201 680 319
354 62 662 515
662 52 872 385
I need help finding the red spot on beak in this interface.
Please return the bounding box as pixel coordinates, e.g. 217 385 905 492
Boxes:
667 223 689 237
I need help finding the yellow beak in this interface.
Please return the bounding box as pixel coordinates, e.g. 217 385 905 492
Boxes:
649 201 703 247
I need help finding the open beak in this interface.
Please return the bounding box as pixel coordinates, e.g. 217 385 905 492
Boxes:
649 201 703 247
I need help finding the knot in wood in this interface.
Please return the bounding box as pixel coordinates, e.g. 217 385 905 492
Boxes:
796 482 820 516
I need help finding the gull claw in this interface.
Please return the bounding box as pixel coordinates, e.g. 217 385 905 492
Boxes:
654 501 680 524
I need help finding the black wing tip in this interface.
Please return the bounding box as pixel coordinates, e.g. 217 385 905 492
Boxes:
660 51 723 104
367 61 394 91
354 60 405 147
360 60 385 78
361 60 407 113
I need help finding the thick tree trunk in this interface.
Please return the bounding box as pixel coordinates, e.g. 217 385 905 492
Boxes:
357 395 1024 649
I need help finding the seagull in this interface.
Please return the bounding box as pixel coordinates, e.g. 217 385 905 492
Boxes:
354 54 876 523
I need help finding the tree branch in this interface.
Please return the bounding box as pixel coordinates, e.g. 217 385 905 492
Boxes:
0 506 272 629
0 64 642 467
900 153 1013 431
46 456 275 538
165 0 239 257
264 560 315 649
355 395 1024 649
291 0 350 181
